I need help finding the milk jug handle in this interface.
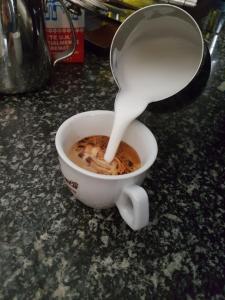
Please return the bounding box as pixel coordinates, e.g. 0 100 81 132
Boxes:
49 0 76 66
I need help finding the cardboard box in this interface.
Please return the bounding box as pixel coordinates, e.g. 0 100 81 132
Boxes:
45 0 84 63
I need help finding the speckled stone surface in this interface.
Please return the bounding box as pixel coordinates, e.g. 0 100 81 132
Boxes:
0 23 225 300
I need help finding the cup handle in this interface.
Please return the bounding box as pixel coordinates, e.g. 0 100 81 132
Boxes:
116 185 149 230
52 0 76 66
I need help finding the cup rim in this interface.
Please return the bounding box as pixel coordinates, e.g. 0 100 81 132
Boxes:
55 110 158 180
110 3 204 97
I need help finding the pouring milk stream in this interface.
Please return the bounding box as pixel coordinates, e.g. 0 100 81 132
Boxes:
104 5 204 162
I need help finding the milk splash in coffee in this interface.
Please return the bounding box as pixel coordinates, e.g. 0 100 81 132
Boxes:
68 135 141 175
104 36 201 162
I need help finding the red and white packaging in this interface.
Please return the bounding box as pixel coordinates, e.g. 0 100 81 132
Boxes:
45 0 84 63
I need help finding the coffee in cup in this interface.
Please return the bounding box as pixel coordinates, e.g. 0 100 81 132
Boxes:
67 135 141 175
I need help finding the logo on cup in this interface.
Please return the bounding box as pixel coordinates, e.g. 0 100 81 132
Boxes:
64 177 79 197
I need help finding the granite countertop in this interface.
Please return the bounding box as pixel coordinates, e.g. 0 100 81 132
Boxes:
0 19 225 300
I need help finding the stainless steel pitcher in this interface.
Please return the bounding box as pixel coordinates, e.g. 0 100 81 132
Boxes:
0 0 76 94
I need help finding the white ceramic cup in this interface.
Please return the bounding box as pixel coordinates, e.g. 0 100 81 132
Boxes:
55 110 158 230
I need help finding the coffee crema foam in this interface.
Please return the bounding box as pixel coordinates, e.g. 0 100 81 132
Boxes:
68 135 141 175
